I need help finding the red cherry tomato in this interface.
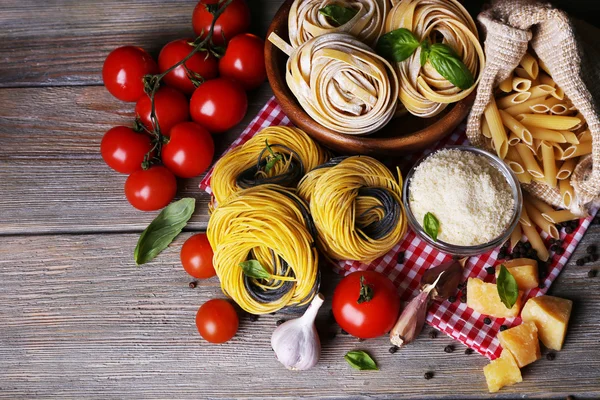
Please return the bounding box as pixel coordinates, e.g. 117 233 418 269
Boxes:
135 86 190 136
332 271 401 339
180 233 216 279
192 0 251 46
100 126 152 174
196 299 238 343
162 122 214 178
190 78 247 133
219 33 266 90
158 39 219 95
102 46 158 102
124 166 177 211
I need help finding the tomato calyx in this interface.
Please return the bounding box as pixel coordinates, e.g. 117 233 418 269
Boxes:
357 276 374 304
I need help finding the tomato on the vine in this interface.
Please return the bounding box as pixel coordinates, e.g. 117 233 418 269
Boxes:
190 78 247 133
196 299 238 343
158 39 219 95
100 126 152 174
219 33 266 90
192 0 251 46
124 166 177 211
162 122 214 178
102 46 158 102
180 233 215 279
332 271 401 339
135 86 190 136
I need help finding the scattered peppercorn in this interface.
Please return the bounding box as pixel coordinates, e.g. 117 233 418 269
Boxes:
397 251 405 264
188 281 197 289
460 294 467 303
555 247 565 255
585 255 593 263
546 352 556 361
448 295 457 303
358 338 365 342
565 226 574 234
592 254 599 262
499 325 508 332
483 317 491 325
485 266 495 274
576 258 585 266
341 329 349 335
458 281 467 290
276 319 286 326
444 345 454 353
587 245 597 254
429 330 438 339
524 241 532 250
249 314 259 322
389 345 399 354
538 282 546 289
424 371 434 380
464 348 474 355
588 269 598 278
550 244 559 252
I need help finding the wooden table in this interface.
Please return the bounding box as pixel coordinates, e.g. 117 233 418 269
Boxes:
1 1 599 398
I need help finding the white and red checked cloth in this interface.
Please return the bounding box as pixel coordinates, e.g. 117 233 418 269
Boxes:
200 97 594 360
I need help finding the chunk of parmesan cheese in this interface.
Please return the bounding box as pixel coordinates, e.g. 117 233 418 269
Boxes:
409 149 514 246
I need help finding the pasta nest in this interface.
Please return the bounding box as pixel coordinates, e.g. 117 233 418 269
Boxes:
207 185 320 314
384 0 485 117
288 0 392 48
297 156 407 262
210 125 329 204
270 32 399 135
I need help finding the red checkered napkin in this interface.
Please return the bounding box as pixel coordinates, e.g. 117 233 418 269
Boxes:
200 97 594 360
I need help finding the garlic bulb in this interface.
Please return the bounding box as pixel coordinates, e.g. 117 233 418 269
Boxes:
271 293 324 370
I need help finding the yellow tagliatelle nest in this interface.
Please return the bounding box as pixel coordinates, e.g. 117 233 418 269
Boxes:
210 126 329 204
298 156 407 262
269 32 398 135
288 0 392 47
384 0 485 117
207 185 319 314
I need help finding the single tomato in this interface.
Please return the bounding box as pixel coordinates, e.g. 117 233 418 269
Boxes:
180 233 215 279
332 271 401 339
219 33 266 90
190 78 247 133
162 122 214 178
158 39 219 95
192 0 251 46
102 46 158 102
196 299 239 343
124 166 177 211
100 126 152 174
135 86 190 136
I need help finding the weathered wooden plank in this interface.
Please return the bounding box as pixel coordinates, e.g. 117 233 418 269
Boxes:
0 232 599 399
0 85 272 235
0 0 281 87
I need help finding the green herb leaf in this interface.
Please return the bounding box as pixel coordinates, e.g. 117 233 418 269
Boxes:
357 275 374 304
419 39 430 67
497 265 519 309
318 4 358 26
423 212 440 242
344 350 378 371
239 260 272 280
428 43 474 90
264 139 283 173
376 28 420 62
134 198 196 265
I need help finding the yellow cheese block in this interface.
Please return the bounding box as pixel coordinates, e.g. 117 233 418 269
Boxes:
496 258 539 290
466 277 523 318
483 349 523 393
498 322 541 367
521 295 573 350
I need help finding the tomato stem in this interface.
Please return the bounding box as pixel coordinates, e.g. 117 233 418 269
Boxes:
357 276 374 304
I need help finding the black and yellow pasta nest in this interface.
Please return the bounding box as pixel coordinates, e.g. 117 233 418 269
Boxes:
210 126 329 204
207 184 320 314
298 156 407 263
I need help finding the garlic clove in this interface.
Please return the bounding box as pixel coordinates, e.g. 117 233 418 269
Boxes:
420 259 465 301
389 289 431 348
271 293 324 370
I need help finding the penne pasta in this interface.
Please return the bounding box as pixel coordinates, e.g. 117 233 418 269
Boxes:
521 222 550 261
503 96 549 117
517 114 582 130
515 143 544 178
556 158 577 180
481 118 492 138
524 199 560 239
542 209 578 224
559 179 574 208
512 76 532 92
497 92 532 109
529 97 562 113
508 132 521 146
562 141 592 159
499 109 533 145
499 74 513 93
519 53 539 79
578 129 592 142
551 86 565 100
528 126 566 143
510 223 522 250
484 98 509 159
538 71 554 86
551 142 565 160
559 130 579 144
550 103 570 115
568 112 587 131
525 194 555 215
540 141 557 187
528 84 555 100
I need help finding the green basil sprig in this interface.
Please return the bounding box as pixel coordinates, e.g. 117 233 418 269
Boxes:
423 212 440 242
264 139 283 173
497 265 519 309
376 28 474 89
134 198 196 265
318 4 358 26
344 350 378 371
239 260 295 281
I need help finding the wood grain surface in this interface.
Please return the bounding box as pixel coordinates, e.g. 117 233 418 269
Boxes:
1 0 599 399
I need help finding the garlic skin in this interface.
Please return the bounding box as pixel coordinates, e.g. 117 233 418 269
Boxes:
390 290 431 348
271 293 324 371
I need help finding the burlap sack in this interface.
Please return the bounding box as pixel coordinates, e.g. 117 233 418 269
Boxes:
466 0 600 215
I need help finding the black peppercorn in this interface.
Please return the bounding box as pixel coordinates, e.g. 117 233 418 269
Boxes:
588 269 598 278
444 345 454 353
498 251 506 259
448 295 457 303
585 255 594 263
546 352 556 361
570 220 579 228
485 266 495 274
499 325 508 332
424 371 434 380
188 281 198 289
397 251 405 264
538 282 546 289
556 247 565 255
460 295 467 303
389 345 399 354
464 348 474 355
587 245 597 254
550 244 559 252
565 226 574 234
458 281 467 290
524 242 532 250
483 317 491 325
276 319 286 326
576 258 585 266
249 314 259 322
429 330 438 339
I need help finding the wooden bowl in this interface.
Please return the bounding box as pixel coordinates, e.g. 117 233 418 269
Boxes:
265 0 475 156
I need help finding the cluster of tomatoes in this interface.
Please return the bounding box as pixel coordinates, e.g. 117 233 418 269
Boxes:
100 0 265 213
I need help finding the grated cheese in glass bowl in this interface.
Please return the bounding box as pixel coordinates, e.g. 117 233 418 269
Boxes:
403 146 522 256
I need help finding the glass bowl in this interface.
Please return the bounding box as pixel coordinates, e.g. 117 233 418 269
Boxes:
402 146 523 257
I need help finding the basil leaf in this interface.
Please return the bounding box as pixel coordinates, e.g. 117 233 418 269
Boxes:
497 265 519 309
344 350 378 371
428 43 474 90
264 140 283 172
376 28 420 62
423 212 440 242
239 260 272 280
420 39 430 67
134 198 196 265
318 5 358 26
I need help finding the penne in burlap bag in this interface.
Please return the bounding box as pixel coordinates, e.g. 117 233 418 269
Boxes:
466 0 600 215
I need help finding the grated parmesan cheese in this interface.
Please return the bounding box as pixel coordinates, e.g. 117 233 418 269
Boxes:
409 149 515 246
